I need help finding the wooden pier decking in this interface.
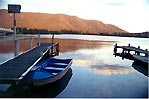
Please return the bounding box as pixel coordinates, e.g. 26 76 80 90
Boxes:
0 43 59 84
133 54 148 64
115 46 148 55
113 43 149 65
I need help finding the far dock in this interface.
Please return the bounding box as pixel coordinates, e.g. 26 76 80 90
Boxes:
113 43 149 65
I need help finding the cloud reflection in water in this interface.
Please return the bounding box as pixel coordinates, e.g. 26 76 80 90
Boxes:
57 38 135 76
90 64 135 76
59 47 121 66
73 59 96 66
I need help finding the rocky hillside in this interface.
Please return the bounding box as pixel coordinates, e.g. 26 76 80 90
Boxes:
0 9 127 34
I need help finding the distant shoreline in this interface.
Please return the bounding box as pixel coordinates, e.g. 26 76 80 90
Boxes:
14 27 148 38
20 32 149 38
1 27 148 38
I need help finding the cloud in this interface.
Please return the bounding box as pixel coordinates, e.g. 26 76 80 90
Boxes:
0 0 8 9
106 2 127 6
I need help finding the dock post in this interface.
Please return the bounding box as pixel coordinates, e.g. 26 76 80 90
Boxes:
122 48 125 60
29 37 33 49
14 39 19 56
137 46 140 55
128 44 130 53
114 43 117 57
56 43 59 55
51 33 54 55
37 33 40 45
13 13 19 56
145 49 148 57
14 13 16 41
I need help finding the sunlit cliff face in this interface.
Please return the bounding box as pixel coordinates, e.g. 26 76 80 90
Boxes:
90 65 135 76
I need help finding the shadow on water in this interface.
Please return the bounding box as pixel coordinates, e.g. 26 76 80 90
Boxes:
0 68 73 98
132 62 148 77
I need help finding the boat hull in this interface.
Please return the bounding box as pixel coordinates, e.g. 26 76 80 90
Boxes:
32 63 71 86
28 58 72 86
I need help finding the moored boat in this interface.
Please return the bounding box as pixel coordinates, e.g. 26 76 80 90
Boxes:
28 58 72 86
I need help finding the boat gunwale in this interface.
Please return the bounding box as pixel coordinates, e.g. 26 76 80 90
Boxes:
31 59 72 86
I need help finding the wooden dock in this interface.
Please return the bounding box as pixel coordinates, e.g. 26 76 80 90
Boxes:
114 44 148 56
133 54 148 64
0 43 59 84
113 43 149 65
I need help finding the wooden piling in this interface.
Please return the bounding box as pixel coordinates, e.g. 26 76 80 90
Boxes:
29 37 33 49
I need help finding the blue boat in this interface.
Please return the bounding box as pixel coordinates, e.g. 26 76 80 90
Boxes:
28 58 72 86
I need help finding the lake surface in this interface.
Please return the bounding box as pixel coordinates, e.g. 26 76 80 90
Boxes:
0 34 148 98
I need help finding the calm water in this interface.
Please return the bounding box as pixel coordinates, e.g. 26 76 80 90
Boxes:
0 34 148 98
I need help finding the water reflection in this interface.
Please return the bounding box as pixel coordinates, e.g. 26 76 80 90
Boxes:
73 59 96 66
0 53 14 64
0 38 36 53
0 35 148 98
58 47 116 66
90 64 135 76
0 40 14 53
0 37 113 53
43 38 114 53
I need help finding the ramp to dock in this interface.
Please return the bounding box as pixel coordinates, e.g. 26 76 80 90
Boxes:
0 43 53 82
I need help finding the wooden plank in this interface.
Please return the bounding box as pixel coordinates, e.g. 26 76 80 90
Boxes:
133 54 148 64
123 46 148 53
0 43 52 81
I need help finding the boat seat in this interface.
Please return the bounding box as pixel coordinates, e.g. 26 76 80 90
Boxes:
47 63 68 68
44 67 65 73
45 67 65 70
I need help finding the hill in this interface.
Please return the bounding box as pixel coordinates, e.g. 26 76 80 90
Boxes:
0 9 127 34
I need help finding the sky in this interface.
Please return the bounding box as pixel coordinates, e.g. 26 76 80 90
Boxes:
0 0 149 33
